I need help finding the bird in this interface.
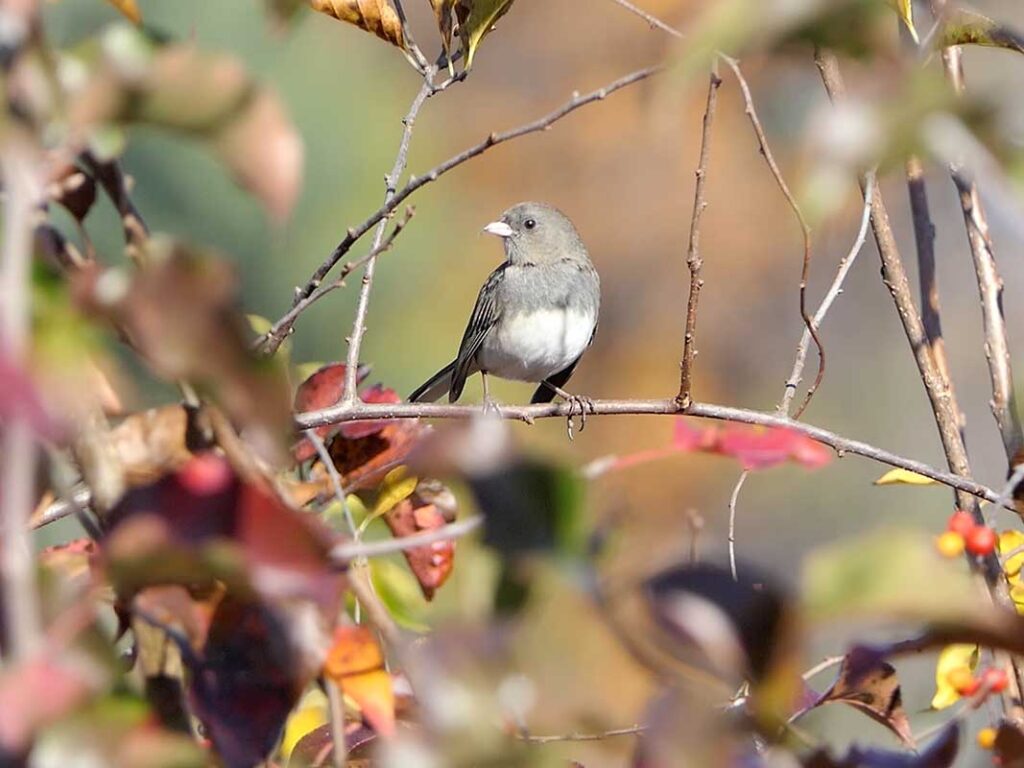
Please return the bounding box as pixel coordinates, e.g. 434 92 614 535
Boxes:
409 202 599 431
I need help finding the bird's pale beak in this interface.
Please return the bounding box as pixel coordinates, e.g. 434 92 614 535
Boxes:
483 221 514 238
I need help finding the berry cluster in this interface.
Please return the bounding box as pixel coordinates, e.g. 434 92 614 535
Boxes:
936 510 997 558
946 666 1009 697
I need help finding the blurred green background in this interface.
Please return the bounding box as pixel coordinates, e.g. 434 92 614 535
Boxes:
39 1 1024 764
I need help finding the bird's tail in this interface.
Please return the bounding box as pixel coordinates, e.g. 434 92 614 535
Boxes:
409 361 456 403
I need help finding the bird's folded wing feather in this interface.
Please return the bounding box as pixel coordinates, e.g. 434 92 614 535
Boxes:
452 264 506 395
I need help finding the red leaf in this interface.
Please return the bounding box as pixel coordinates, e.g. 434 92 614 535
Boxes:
384 500 455 600
0 351 60 440
339 384 402 440
674 419 832 471
292 363 373 462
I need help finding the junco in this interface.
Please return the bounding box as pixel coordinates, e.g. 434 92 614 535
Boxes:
409 202 599 432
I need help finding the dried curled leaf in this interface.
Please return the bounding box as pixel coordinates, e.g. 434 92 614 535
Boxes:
309 0 406 50
456 0 516 69
429 0 455 59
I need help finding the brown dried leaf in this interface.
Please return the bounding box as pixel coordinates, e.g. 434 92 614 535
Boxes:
309 0 407 50
429 0 455 59
814 648 914 748
110 405 194 488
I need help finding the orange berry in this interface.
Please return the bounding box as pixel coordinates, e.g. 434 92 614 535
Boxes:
947 666 980 696
966 526 999 556
978 726 998 750
936 531 966 558
983 668 1009 693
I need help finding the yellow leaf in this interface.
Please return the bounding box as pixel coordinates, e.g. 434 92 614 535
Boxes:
874 468 936 486
887 0 918 43
931 644 978 710
1000 530 1024 582
1011 584 1024 615
309 0 406 50
372 467 418 517
106 0 142 24
280 688 329 759
455 0 516 69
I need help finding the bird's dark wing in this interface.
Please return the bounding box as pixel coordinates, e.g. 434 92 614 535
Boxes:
530 323 597 404
450 264 507 401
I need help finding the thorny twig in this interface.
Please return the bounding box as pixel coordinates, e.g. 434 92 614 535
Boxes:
678 65 722 407
606 0 682 38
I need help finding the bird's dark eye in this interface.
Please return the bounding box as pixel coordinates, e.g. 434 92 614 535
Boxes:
524 218 536 230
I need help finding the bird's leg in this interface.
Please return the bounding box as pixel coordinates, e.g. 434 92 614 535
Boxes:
481 372 499 416
545 383 595 440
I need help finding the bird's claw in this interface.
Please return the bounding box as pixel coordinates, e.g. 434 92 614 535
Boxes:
563 394 595 441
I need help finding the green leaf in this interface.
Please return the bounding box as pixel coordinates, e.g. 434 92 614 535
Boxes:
802 527 979 625
455 0 516 69
941 9 1024 55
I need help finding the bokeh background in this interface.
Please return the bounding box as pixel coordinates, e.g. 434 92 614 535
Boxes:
40 1 1024 764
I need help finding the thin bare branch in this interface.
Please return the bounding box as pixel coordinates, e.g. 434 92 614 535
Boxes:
0 137 44 659
254 207 416 355
781 172 875 414
342 73 437 405
940 45 1023 463
719 55 822 419
331 516 481 562
326 680 348 768
293 397 1008 507
605 0 682 38
518 724 647 744
678 65 722 407
289 65 660 308
727 470 748 581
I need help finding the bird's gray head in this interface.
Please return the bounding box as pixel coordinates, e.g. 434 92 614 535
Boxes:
483 202 587 266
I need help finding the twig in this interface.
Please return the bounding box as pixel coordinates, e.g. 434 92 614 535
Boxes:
391 0 430 75
326 680 348 768
678 65 722 407
305 430 358 539
781 172 875 414
289 65 660 308
331 516 482 562
719 55 822 419
293 397 1009 506
348 562 403 650
685 508 703 563
940 45 1023 463
517 724 647 744
727 470 748 581
0 137 44 659
906 155 960 431
802 655 844 680
255 208 416 354
342 74 437 405
606 0 682 38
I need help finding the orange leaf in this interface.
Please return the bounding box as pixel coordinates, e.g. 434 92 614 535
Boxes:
324 627 395 736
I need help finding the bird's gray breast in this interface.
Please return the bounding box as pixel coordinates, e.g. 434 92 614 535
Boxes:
477 262 599 382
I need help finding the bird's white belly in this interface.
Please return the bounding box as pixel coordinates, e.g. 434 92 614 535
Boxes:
479 308 594 382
